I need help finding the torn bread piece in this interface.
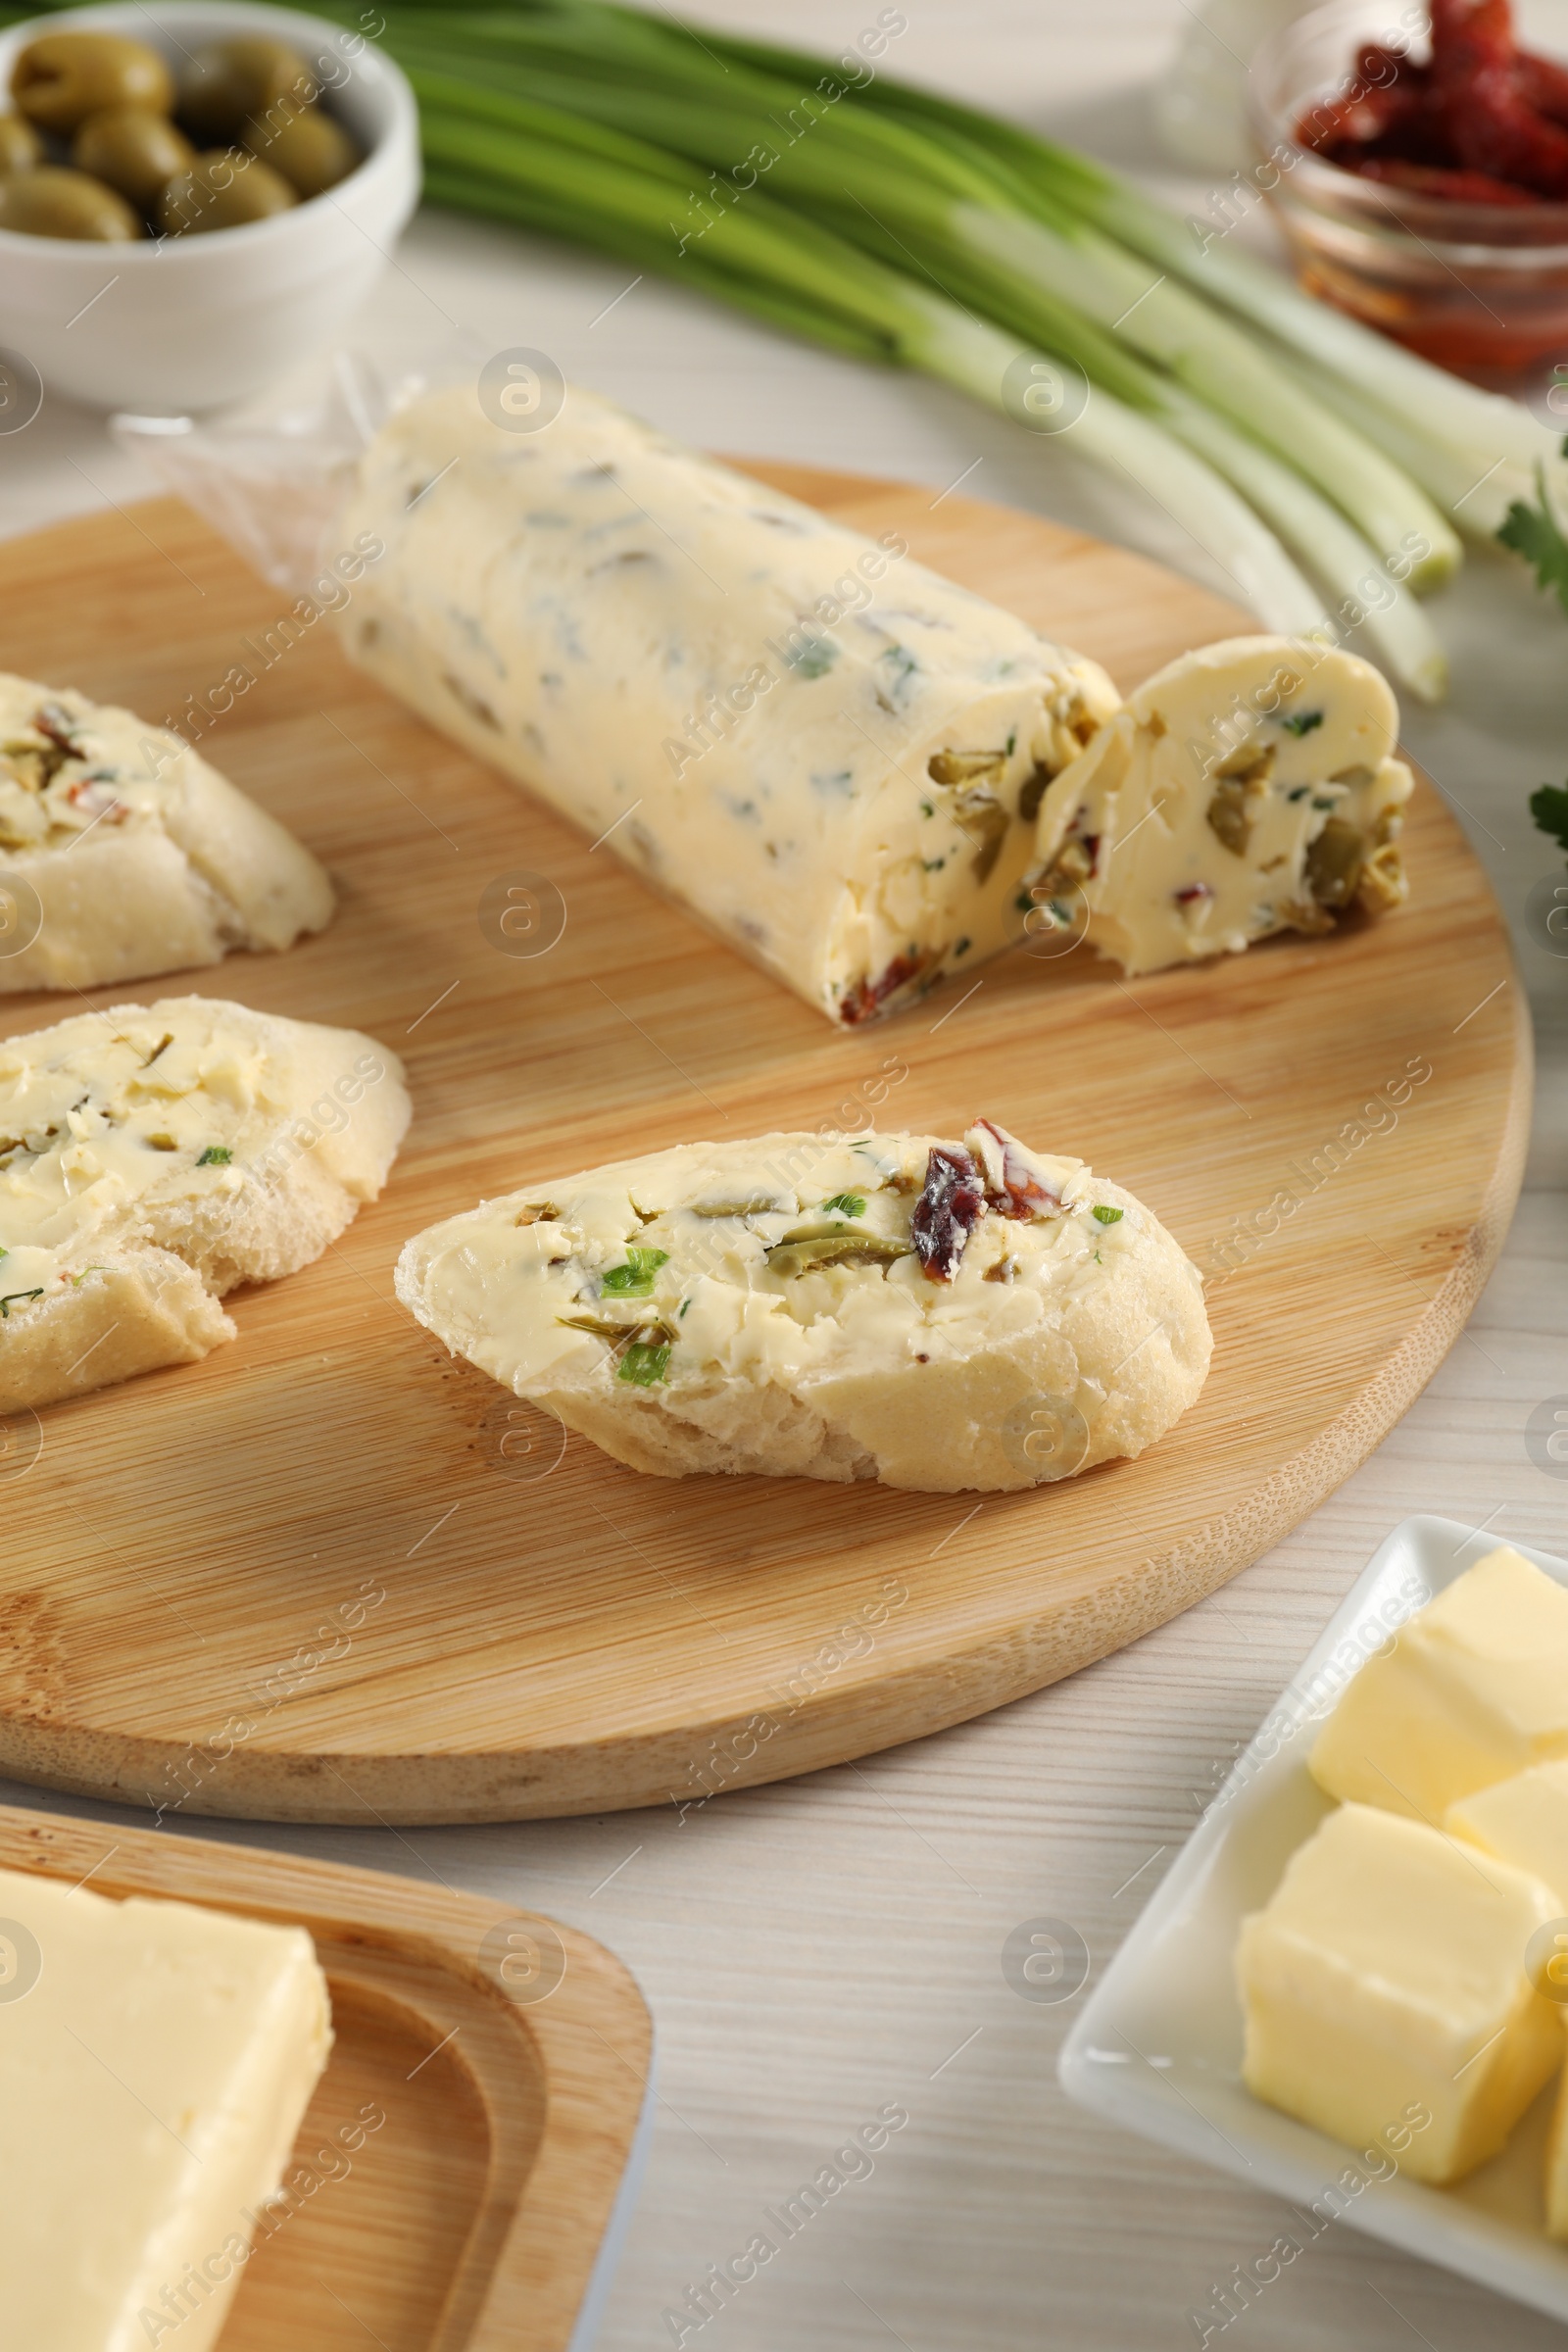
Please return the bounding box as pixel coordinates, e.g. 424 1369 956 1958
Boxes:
396 1118 1210 1491
1031 637 1413 977
0 673 334 992
0 996 410 1411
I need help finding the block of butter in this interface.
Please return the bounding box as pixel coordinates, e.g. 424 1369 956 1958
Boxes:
1448 1760 1568 1908
0 1865 332 2348
1310 1547 1568 1820
1236 1801 1563 2184
1448 1761 1568 2239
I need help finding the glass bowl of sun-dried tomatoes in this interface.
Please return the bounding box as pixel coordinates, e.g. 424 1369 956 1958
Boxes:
1248 0 1568 374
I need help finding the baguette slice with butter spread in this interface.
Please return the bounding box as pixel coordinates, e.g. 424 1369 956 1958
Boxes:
0 995 410 1411
0 672 334 992
396 1117 1210 1492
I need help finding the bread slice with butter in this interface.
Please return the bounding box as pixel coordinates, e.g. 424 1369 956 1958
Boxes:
395 1117 1210 1492
1031 637 1412 975
0 995 411 1411
0 672 334 992
0 1864 331 2349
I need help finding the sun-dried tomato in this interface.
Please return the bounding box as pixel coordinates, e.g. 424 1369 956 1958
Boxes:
1431 0 1568 196
1303 0 1568 202
911 1145 984 1282
972 1117 1061 1220
1452 70 1568 194
838 950 929 1026
1302 72 1425 154
1521 49 1568 126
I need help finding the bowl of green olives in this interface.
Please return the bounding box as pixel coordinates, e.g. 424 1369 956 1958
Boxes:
0 2 418 409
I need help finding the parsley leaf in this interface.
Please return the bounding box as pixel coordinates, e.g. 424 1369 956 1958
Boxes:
1497 454 1568 615
1091 1204 1124 1226
1531 782 1568 857
617 1341 671 1386
821 1193 866 1217
196 1146 232 1167
1280 710 1324 737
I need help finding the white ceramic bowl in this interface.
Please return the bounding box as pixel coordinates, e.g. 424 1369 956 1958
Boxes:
1060 1516 1568 2328
0 0 419 412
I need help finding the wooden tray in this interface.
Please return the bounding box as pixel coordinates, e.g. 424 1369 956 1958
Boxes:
0 473 1528 1823
0 1800 652 2349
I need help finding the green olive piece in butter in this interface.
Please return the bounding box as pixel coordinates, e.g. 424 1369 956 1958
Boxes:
73 105 194 212
158 149 298 235
176 37 316 146
246 104 359 197
0 165 144 241
0 113 41 173
12 30 173 132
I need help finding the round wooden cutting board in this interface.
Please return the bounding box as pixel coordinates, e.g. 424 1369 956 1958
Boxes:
0 469 1528 1824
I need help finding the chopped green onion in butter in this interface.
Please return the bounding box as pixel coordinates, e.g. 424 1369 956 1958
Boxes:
602 1248 669 1297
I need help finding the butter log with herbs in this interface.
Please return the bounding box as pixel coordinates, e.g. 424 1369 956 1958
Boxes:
336 380 1119 1027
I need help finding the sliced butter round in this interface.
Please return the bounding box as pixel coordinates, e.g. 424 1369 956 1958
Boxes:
1032 635 1413 976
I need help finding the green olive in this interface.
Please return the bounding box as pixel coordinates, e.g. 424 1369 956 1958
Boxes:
0 163 143 239
243 103 358 197
12 31 172 133
72 105 194 211
157 147 297 235
176 37 316 146
0 113 41 173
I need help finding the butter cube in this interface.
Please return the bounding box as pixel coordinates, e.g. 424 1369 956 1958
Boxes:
1448 1769 1568 2239
0 1865 332 2349
1236 1802 1564 2183
1310 1547 1568 1820
1448 1761 1568 1907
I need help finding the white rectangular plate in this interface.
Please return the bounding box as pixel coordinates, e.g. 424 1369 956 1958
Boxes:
1059 1514 1568 2326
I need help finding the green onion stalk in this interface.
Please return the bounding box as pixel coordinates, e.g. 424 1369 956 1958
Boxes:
417 91 1336 638
414 67 1446 696
715 18 1568 534
325 0 1457 692
0 0 1494 694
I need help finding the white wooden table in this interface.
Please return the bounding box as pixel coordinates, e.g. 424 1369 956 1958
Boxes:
4 5 1568 2345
